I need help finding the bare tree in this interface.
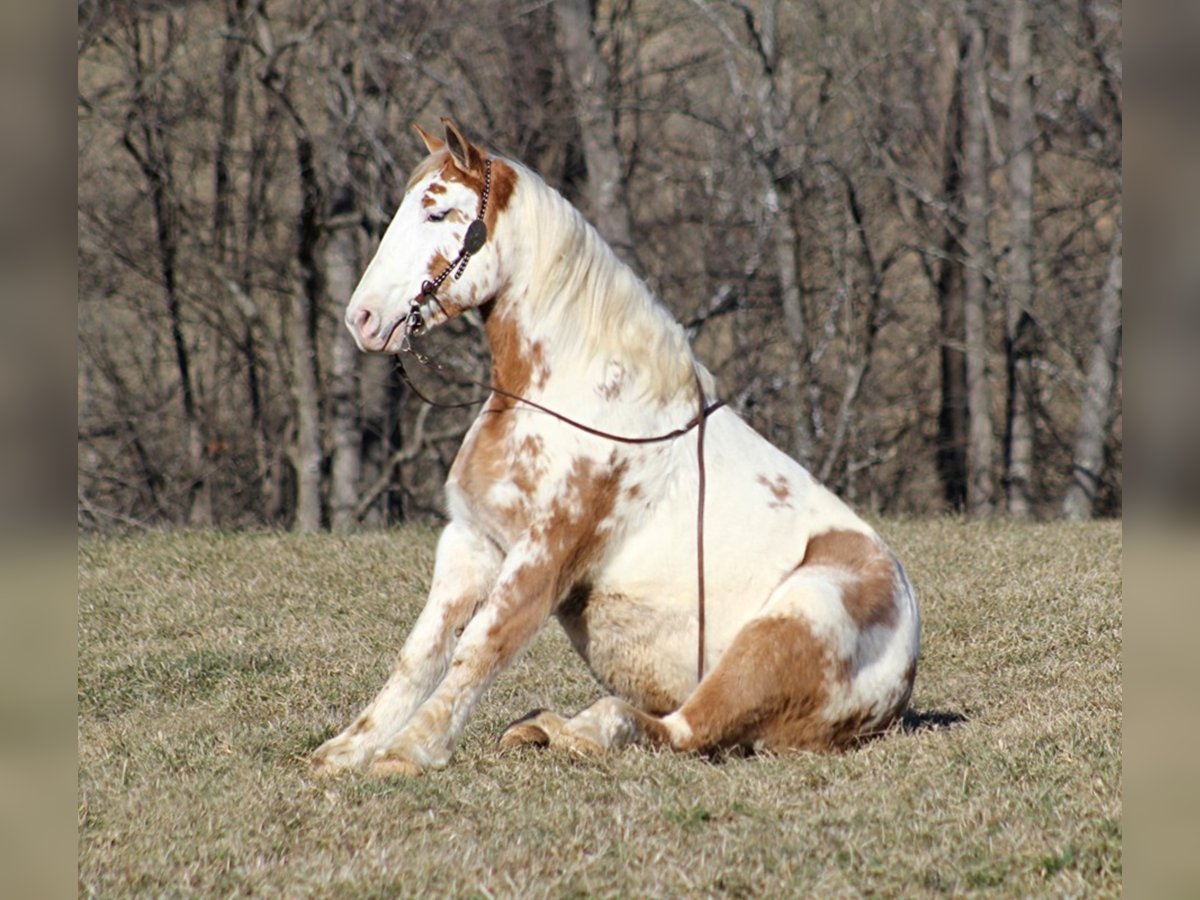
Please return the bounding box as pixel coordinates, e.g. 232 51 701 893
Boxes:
686 0 830 463
553 0 637 266
961 6 995 517
1002 0 1037 517
118 14 213 526
76 0 1122 528
252 0 327 532
934 25 971 513
1063 223 1121 520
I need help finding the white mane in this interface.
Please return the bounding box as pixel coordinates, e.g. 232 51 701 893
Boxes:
500 158 714 405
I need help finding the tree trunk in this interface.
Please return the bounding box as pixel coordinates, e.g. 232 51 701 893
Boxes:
1004 0 1036 518
1063 226 1121 520
290 133 325 534
752 174 814 465
552 0 637 267
327 212 362 533
936 32 969 512
122 18 211 526
962 11 995 517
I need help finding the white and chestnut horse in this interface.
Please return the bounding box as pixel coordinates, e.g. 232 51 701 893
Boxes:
312 119 920 776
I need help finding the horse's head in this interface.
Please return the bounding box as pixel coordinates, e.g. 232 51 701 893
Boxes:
346 118 513 352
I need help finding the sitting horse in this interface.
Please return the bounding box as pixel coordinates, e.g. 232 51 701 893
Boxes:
312 118 920 776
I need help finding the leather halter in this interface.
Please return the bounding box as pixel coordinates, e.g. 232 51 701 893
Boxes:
401 158 493 348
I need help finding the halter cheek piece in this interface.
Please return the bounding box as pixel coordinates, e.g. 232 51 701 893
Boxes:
401 158 493 349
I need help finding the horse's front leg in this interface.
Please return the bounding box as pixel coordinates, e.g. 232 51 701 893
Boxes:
368 538 563 776
311 521 501 775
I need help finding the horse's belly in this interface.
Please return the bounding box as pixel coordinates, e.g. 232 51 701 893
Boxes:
555 587 697 714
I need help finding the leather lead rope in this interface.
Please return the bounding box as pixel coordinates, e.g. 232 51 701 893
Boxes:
693 370 709 680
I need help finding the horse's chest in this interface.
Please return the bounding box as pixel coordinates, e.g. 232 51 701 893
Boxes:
447 410 620 551
447 416 539 542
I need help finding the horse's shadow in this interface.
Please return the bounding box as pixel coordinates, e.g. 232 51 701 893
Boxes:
900 708 969 734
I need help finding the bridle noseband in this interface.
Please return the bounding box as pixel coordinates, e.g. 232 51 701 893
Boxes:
400 158 494 350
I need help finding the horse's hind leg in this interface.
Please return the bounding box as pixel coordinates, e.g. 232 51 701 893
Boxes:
500 610 848 757
499 697 671 755
508 569 910 757
498 589 853 756
660 612 846 753
663 566 913 753
502 561 914 758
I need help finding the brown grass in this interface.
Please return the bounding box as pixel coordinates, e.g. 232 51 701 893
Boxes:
78 519 1120 896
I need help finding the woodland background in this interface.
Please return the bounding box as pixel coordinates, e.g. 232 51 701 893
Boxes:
76 0 1122 532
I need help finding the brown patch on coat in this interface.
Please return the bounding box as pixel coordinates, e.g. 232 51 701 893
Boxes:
482 303 548 396
531 455 628 601
483 304 533 397
426 182 446 195
486 159 517 221
347 715 374 736
422 194 437 208
757 473 793 509
510 434 544 498
671 615 851 752
529 341 549 389
800 529 899 630
598 362 625 400
428 251 452 277
438 155 516 224
450 409 525 538
476 456 629 667
447 304 548 540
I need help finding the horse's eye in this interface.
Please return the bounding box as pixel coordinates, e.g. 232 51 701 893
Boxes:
428 210 449 223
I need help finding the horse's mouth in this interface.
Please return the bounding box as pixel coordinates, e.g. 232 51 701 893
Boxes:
377 297 455 353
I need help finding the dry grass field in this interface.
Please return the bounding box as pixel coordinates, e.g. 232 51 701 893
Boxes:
78 519 1121 897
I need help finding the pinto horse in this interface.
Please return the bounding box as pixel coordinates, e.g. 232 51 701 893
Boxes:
312 119 920 776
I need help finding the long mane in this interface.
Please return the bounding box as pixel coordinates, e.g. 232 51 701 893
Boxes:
502 158 713 405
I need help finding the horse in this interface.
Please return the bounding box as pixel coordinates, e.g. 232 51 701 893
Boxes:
312 118 920 776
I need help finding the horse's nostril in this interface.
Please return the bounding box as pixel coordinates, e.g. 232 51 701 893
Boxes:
351 307 376 338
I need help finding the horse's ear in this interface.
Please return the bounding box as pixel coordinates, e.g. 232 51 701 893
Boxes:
441 117 483 176
412 122 445 154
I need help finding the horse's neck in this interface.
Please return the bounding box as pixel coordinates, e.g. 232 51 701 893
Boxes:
486 178 698 411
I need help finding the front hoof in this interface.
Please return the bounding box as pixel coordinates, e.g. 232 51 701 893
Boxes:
368 754 426 778
310 738 364 776
311 755 348 778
